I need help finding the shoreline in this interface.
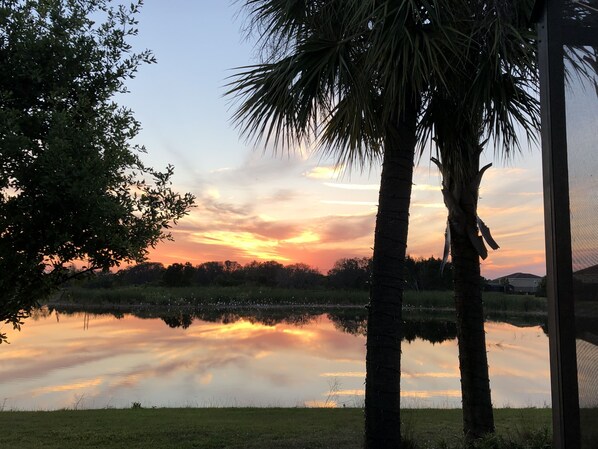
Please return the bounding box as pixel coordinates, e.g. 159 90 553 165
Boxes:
52 285 548 315
45 301 547 317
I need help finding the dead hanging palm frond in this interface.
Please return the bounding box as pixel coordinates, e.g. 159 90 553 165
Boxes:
441 218 450 273
432 156 499 261
477 216 499 251
417 1 540 266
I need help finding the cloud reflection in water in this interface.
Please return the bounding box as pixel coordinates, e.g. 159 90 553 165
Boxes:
0 311 550 410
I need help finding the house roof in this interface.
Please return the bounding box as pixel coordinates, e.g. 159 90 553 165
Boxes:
575 264 598 276
494 272 542 281
506 272 542 279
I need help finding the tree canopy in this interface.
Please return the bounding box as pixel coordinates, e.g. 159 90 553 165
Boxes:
0 0 194 341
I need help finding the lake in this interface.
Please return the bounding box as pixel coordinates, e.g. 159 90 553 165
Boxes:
0 307 550 411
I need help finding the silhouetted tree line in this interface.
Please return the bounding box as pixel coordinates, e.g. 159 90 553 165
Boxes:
404 256 454 291
76 256 453 291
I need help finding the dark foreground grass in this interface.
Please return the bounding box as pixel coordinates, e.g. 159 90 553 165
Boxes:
0 408 551 449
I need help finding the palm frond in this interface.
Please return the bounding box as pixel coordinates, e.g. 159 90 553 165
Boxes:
228 0 386 168
415 0 541 184
230 0 546 178
365 0 466 120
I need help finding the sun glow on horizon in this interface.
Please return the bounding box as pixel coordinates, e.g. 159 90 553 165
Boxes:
191 231 290 261
147 153 547 278
283 231 320 244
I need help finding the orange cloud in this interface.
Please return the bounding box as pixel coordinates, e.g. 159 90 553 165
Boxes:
146 150 547 278
303 165 344 179
304 400 337 408
332 389 365 396
191 231 289 261
320 372 365 378
321 200 377 206
323 182 378 190
30 378 103 396
402 372 459 379
401 389 461 398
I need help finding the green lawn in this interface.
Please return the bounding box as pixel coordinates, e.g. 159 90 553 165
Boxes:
0 408 552 449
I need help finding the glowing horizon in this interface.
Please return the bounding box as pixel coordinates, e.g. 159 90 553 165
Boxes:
146 157 546 280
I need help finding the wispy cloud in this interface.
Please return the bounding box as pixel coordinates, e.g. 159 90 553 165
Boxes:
321 200 377 206
260 189 297 203
401 389 461 398
412 184 441 192
402 372 458 379
411 202 445 209
30 378 104 397
320 372 365 378
323 182 378 190
317 214 374 244
304 165 344 180
201 196 254 217
190 231 289 261
330 389 365 396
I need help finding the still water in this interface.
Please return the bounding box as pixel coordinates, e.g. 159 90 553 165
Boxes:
0 307 550 410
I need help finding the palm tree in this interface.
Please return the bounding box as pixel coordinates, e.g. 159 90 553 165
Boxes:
417 0 540 438
227 1 456 447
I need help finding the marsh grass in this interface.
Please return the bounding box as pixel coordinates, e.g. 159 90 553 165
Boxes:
481 293 547 314
0 408 552 449
404 291 546 314
399 409 551 449
58 285 366 307
56 286 546 314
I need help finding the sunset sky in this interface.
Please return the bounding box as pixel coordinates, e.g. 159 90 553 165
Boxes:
121 1 546 279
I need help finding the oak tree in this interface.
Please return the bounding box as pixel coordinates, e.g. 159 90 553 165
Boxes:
0 0 194 341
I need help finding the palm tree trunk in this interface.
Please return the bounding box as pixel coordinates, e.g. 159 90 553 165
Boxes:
434 137 495 440
364 102 417 449
446 170 495 439
451 225 494 438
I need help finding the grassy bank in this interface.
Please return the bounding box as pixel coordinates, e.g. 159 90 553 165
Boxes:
55 285 547 314
0 408 551 449
58 285 367 307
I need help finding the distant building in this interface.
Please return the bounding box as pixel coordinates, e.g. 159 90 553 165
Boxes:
484 281 514 294
488 272 543 295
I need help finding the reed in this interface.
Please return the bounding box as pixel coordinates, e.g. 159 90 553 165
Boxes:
54 286 547 313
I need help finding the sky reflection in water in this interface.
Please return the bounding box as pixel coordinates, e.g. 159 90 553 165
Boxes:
0 311 550 410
